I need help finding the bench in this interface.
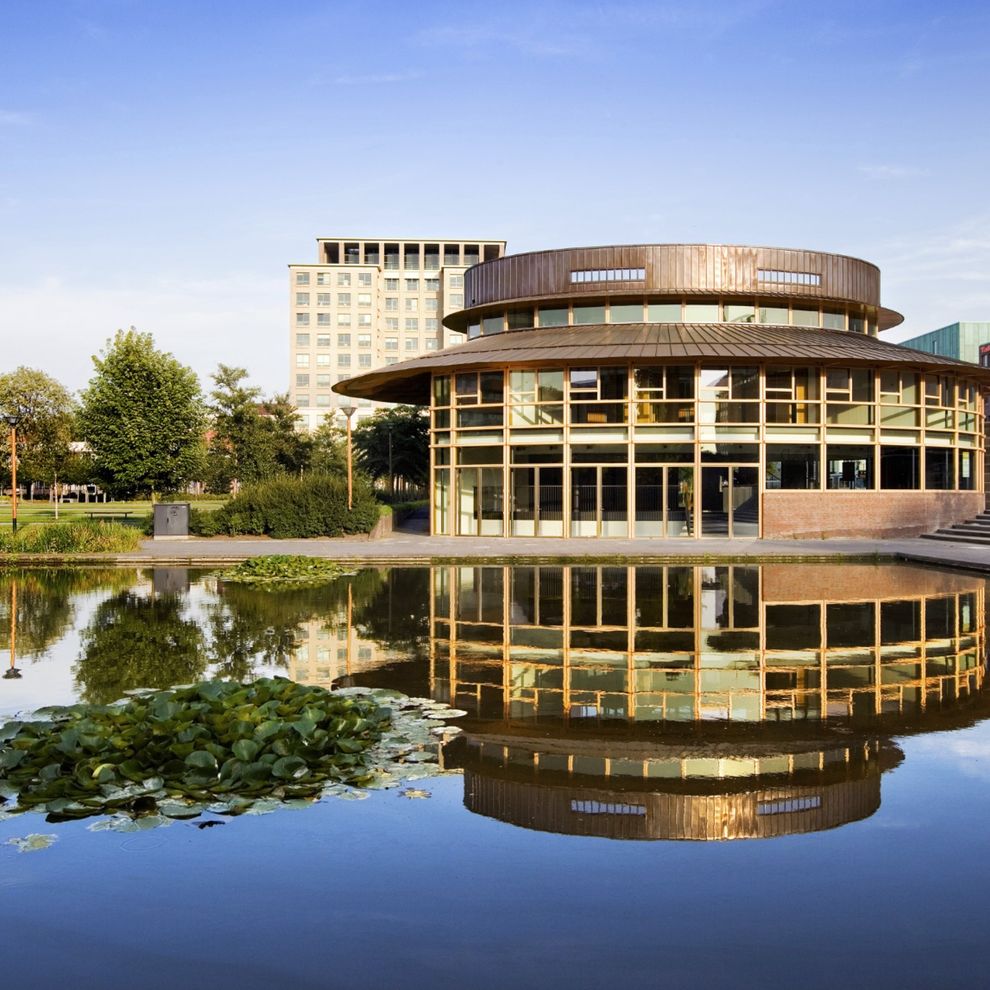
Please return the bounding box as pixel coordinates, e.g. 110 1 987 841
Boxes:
85 510 134 520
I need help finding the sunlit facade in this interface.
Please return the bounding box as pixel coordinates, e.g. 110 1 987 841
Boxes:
335 244 989 538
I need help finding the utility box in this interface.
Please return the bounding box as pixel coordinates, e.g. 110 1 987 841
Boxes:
153 502 190 539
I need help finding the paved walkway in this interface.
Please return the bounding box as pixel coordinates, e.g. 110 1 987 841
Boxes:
125 530 990 573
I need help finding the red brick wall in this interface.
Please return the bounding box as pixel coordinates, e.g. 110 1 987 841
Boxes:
763 490 983 539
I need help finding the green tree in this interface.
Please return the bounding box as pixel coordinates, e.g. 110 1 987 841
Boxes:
264 392 312 476
0 367 76 505
206 364 276 491
353 405 429 492
75 590 207 704
78 329 206 498
307 419 347 477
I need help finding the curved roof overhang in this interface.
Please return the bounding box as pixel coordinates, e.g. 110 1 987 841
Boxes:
334 323 990 405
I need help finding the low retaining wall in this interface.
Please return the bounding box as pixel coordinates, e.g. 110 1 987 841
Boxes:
763 490 983 539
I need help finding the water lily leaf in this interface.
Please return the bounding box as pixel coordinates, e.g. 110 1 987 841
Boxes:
184 751 218 772
272 756 308 780
399 788 431 800
232 740 259 762
5 833 58 852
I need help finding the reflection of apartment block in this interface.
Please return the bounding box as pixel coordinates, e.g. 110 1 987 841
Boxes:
288 617 399 690
289 236 506 431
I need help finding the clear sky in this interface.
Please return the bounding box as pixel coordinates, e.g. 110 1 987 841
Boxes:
1 0 988 397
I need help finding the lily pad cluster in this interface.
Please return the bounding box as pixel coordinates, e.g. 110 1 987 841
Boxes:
219 556 355 587
0 677 396 823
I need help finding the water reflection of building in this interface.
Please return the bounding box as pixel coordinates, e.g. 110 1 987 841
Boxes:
430 564 985 839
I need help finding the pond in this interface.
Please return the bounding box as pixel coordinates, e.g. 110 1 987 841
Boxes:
1 562 988 989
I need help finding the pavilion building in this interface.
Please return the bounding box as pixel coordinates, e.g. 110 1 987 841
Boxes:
334 244 987 539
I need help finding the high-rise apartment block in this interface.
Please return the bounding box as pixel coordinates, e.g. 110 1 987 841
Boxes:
289 236 506 429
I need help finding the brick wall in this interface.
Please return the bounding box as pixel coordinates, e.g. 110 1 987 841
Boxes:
763 490 983 539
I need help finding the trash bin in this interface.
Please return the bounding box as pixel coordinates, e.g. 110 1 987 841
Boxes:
153 502 190 539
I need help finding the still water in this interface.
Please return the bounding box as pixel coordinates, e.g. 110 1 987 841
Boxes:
1 562 988 989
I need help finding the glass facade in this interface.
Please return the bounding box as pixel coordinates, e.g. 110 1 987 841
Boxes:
430 364 984 537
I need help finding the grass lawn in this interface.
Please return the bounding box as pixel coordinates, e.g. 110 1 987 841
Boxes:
0 498 227 528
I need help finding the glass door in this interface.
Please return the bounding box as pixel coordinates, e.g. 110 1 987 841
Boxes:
700 465 759 538
571 466 628 537
457 468 504 536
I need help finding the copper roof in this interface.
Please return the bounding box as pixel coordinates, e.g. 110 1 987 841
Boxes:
335 323 990 404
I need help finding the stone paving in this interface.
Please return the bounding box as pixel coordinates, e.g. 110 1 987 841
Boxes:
126 529 990 574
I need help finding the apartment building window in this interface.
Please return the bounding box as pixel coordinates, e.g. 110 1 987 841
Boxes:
449 275 463 288
317 354 331 367
425 298 438 312
317 292 331 306
338 354 351 368
296 354 310 367
359 354 372 367
385 278 399 290
385 297 399 311
358 293 372 306
316 394 331 407
296 395 310 407
316 272 332 286
385 318 399 331
385 357 399 365
317 313 331 326
425 340 439 351
405 339 419 351
358 333 372 347
338 333 351 347
317 334 330 347
337 374 351 383
405 318 419 331
425 318 438 331
296 313 310 326
337 273 351 287
317 374 331 387
425 278 439 291
295 333 310 347
337 314 352 326
405 297 418 312
358 314 372 326
295 374 310 387
358 273 372 287
385 337 399 351
295 292 309 306
295 272 310 285
405 278 419 291
338 293 351 306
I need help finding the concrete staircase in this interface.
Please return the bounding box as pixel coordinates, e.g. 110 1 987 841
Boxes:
922 511 990 546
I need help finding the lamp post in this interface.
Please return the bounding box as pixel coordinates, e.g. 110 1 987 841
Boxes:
4 412 21 534
340 404 356 510
3 578 19 679
387 425 394 501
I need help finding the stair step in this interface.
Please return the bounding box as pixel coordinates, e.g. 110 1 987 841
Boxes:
922 532 990 546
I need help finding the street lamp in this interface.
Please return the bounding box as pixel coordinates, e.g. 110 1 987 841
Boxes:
340 404 356 510
4 411 22 534
3 578 19 679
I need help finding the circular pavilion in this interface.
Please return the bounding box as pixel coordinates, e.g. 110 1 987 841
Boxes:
334 244 988 539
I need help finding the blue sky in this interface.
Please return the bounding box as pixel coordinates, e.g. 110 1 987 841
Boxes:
1 0 988 395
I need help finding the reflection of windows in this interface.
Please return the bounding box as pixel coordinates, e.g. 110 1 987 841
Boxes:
766 445 820 489
827 445 873 489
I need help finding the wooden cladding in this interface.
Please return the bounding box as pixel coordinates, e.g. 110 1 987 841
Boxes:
464 244 883 309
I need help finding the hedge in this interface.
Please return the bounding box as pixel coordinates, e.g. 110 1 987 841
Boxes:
189 474 380 538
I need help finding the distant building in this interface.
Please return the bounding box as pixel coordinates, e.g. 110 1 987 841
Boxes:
289 236 505 431
898 321 990 365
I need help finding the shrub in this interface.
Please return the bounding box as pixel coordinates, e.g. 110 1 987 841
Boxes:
191 474 380 538
0 520 142 554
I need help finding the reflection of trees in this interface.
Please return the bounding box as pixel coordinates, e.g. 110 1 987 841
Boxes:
354 568 430 661
0 568 135 660
75 592 207 703
206 569 386 679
